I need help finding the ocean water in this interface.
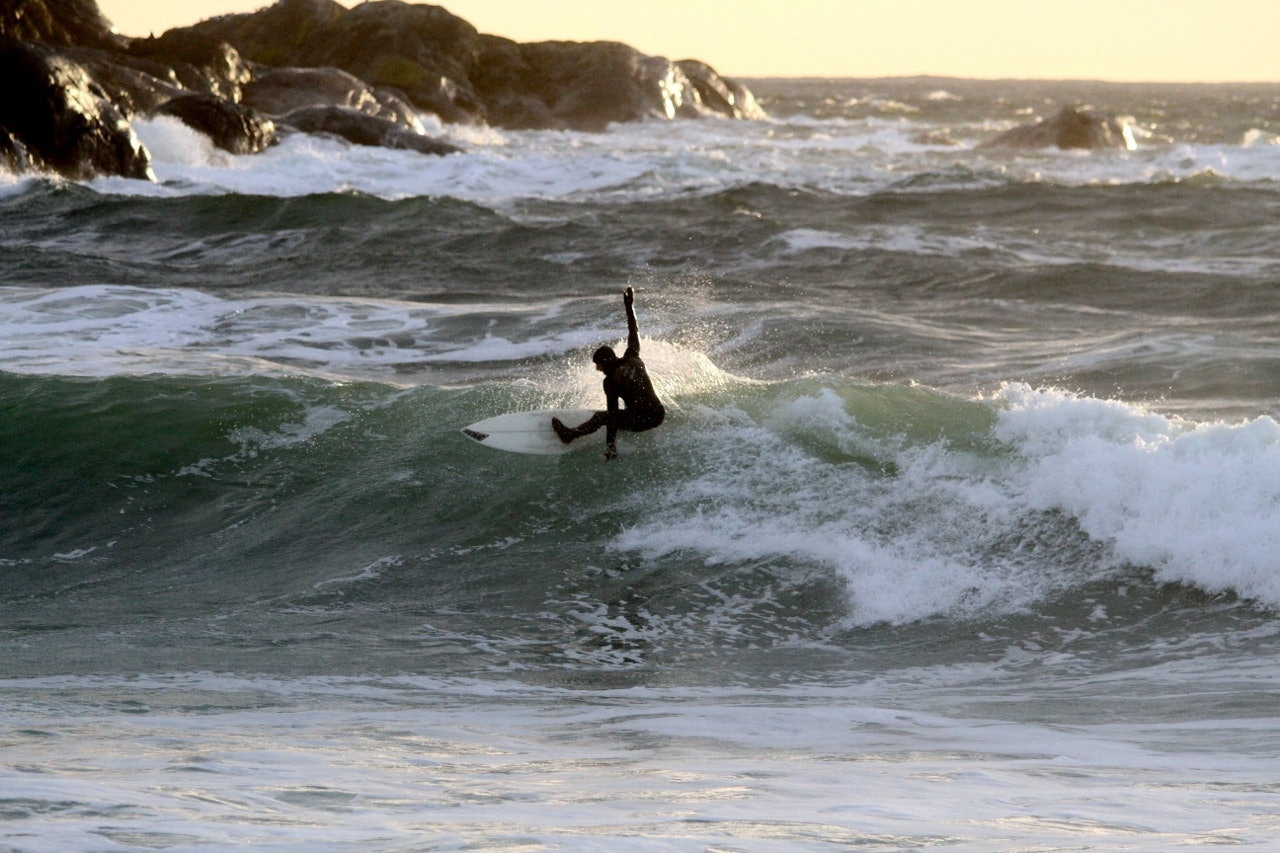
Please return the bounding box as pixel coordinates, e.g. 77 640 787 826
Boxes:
2 77 1280 850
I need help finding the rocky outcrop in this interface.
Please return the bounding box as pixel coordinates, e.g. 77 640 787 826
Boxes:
183 0 765 131
1 0 764 180
982 106 1136 151
177 0 347 69
470 37 767 131
279 106 460 155
244 66 424 132
189 0 483 123
473 39 699 131
0 35 153 180
124 30 252 103
0 0 123 49
676 59 767 121
153 93 276 154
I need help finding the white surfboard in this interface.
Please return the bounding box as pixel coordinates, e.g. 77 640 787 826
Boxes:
461 408 599 455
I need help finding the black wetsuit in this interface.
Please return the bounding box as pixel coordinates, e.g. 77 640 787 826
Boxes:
556 293 664 457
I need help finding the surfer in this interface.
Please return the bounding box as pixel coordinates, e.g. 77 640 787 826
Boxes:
553 287 665 459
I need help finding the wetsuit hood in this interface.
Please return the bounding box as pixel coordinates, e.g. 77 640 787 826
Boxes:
592 345 618 372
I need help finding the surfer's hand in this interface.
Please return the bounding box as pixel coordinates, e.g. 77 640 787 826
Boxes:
623 287 634 307
604 443 618 461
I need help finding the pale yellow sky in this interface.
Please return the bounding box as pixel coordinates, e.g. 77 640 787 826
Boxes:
97 0 1280 81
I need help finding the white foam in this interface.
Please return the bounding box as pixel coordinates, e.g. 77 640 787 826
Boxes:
613 386 1075 626
994 383 1280 605
18 96 1266 204
612 380 1280 623
4 673 1279 851
133 115 233 169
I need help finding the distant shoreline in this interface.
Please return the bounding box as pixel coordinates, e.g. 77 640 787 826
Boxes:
739 74 1280 86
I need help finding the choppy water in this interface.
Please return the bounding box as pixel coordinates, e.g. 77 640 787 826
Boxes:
3 77 1280 850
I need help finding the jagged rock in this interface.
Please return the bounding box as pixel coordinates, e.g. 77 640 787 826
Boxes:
125 30 251 102
279 105 459 155
60 48 181 114
293 0 482 122
245 66 424 132
182 0 347 68
180 0 765 131
2 0 766 180
676 59 767 121
188 0 483 122
153 93 276 154
0 0 123 49
982 106 1136 151
466 35 547 129
498 40 686 131
0 35 153 179
476 39 768 131
474 38 730 131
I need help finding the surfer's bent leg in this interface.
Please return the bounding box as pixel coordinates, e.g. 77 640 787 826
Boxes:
553 408 660 444
552 412 609 444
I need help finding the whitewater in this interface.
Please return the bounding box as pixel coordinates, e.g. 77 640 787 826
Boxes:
3 77 1280 850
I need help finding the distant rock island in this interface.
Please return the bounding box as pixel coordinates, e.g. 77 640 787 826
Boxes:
0 0 768 181
981 106 1137 151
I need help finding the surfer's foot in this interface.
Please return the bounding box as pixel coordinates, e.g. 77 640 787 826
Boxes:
551 417 576 444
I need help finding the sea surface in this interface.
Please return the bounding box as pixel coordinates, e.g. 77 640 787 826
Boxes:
3 77 1280 850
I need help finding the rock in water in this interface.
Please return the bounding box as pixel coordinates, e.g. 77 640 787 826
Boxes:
244 66 425 132
279 105 461 155
982 106 1136 151
153 93 276 154
183 0 766 131
473 38 761 131
0 35 154 180
676 59 767 121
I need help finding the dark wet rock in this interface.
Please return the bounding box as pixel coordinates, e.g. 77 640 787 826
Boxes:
0 0 123 49
293 0 482 122
982 106 1135 151
182 0 347 68
2 0 765 180
124 30 251 102
180 0 765 131
487 40 693 131
466 35 549 129
245 66 424 131
153 93 276 154
676 59 767 121
279 105 460 155
472 38 765 131
189 0 483 122
60 48 181 114
0 35 153 179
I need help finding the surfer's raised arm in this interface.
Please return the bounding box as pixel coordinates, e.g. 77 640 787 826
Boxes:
623 286 640 358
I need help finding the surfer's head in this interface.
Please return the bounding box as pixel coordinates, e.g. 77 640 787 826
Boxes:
592 345 618 373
